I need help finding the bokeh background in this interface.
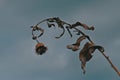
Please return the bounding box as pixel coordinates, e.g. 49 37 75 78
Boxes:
0 0 120 80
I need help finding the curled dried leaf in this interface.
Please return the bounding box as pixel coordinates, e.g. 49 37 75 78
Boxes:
79 42 104 74
32 36 37 40
67 35 87 51
47 17 65 39
47 22 55 28
79 42 94 74
71 22 95 30
46 17 72 39
88 45 104 53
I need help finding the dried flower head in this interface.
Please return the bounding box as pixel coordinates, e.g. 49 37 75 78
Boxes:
35 43 48 55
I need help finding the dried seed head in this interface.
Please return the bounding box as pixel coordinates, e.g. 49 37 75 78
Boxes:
35 43 48 55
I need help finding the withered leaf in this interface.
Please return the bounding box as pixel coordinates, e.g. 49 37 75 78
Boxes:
67 35 87 51
47 17 72 39
71 22 95 30
88 45 104 53
79 42 104 74
47 22 55 28
79 42 94 74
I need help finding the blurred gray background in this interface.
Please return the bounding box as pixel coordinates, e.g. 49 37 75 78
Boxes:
0 0 120 80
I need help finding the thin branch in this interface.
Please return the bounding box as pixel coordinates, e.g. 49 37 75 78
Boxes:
99 49 120 76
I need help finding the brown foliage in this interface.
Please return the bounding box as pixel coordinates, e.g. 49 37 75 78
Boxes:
67 35 87 51
71 22 95 30
79 42 104 74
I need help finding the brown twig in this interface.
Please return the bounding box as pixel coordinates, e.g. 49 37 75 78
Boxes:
99 49 120 76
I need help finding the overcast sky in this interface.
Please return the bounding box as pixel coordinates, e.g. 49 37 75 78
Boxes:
0 0 120 80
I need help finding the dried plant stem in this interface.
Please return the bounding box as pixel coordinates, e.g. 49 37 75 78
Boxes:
99 49 120 76
74 27 120 76
32 18 120 76
73 27 94 43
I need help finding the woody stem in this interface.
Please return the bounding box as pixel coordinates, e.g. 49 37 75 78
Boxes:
99 49 120 76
